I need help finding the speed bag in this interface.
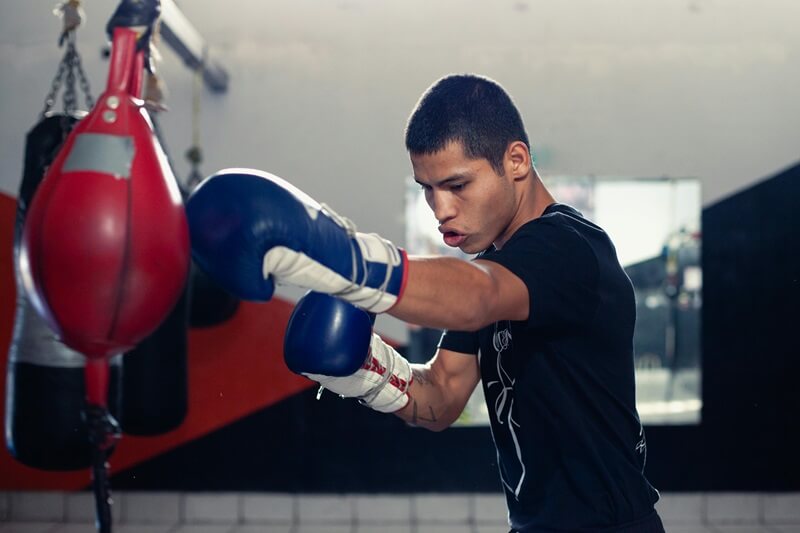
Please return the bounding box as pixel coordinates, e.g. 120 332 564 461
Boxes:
19 27 190 360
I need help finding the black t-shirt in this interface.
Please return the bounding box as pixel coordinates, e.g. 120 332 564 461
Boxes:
440 204 660 532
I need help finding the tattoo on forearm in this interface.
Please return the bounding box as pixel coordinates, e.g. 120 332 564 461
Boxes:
411 401 438 426
412 368 431 386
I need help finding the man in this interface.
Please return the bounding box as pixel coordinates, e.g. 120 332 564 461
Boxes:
187 74 663 532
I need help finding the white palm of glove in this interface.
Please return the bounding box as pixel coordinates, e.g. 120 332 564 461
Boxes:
304 333 413 413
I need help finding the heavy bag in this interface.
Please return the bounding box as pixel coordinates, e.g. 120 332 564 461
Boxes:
120 280 189 436
5 303 123 470
5 113 123 470
189 263 239 328
20 26 190 362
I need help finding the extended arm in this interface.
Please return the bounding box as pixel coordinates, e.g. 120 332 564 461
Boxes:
390 256 529 331
394 347 480 431
186 169 529 330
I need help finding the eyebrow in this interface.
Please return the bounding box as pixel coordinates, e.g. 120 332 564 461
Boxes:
414 173 470 188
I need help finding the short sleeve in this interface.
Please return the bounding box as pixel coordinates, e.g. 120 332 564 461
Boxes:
438 329 480 355
482 221 599 330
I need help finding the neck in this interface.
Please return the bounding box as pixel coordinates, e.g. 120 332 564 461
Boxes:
529 170 556 218
494 168 555 250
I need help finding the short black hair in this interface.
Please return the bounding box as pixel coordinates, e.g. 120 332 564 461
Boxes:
405 74 530 175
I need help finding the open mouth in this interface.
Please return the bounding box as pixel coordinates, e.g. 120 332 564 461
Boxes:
442 231 467 247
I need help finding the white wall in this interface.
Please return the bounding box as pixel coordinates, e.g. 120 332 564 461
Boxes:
2 0 798 337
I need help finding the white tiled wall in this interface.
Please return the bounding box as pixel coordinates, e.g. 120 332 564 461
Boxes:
297 495 353 526
0 492 799 532
355 495 411 525
184 493 240 524
64 492 106 524
120 492 181 525
765 494 800 525
414 495 471 525
0 493 8 522
9 492 64 522
240 494 294 525
706 493 762 525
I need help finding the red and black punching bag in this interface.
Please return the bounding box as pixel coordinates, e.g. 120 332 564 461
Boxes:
20 27 190 419
5 114 123 470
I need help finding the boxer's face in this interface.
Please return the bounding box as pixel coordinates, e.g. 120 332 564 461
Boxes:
411 141 518 254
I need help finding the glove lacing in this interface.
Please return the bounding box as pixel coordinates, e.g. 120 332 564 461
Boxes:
319 202 398 311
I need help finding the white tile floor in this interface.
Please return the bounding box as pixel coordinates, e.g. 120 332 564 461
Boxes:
0 492 799 532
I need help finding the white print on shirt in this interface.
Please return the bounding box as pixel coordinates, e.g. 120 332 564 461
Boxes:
636 424 647 471
486 322 526 500
635 425 646 454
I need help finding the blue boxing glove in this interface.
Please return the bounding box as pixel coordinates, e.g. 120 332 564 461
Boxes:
285 292 413 413
186 169 407 313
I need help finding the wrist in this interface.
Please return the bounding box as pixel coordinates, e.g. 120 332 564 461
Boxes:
358 334 412 413
309 333 412 414
339 233 407 313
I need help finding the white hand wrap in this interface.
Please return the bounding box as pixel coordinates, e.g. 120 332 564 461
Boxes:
304 333 413 413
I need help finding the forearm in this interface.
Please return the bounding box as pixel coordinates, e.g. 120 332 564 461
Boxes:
394 364 465 432
390 256 528 330
390 256 495 330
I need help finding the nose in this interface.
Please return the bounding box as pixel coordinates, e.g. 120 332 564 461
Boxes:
428 189 456 224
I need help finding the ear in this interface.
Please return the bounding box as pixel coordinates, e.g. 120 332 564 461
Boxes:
505 141 531 180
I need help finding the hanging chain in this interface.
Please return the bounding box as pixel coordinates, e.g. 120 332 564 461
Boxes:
41 1 94 119
41 51 68 118
73 36 94 110
62 37 78 114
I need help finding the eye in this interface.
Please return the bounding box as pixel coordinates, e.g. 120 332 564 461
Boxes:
449 182 466 192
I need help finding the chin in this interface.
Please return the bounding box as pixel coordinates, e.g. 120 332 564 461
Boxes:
459 242 483 255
